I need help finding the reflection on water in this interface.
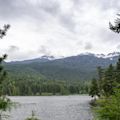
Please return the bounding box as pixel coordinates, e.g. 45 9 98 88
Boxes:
7 95 93 120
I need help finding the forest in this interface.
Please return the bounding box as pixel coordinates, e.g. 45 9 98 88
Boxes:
89 17 120 120
1 74 89 96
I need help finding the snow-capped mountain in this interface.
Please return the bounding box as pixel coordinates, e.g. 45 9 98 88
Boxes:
79 52 120 59
40 55 56 60
6 51 120 81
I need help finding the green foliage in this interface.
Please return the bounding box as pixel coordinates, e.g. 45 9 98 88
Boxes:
0 54 7 89
95 88 120 120
0 96 12 111
90 58 120 120
0 24 13 120
102 64 115 96
89 58 120 97
1 75 89 96
115 58 120 83
89 66 104 98
89 78 99 97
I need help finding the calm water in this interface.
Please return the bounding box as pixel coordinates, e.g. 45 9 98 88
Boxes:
6 95 93 120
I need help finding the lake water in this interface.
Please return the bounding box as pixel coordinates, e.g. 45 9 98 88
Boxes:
6 95 93 120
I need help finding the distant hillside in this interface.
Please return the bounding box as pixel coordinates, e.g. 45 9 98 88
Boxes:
5 52 120 81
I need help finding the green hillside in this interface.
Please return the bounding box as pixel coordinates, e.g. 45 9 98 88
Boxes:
5 54 119 81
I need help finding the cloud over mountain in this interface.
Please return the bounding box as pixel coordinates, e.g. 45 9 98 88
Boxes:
0 0 119 61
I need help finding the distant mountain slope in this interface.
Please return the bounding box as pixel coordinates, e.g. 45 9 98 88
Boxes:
9 55 55 64
5 52 120 81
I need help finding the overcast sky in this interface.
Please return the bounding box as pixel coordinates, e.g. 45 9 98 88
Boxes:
0 0 120 61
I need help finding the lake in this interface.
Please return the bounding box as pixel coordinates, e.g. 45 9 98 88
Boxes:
6 95 93 120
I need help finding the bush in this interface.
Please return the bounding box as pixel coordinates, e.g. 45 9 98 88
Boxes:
0 96 13 111
95 88 120 120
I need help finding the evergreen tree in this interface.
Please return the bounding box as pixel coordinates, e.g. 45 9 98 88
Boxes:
97 66 104 96
115 58 120 83
0 54 7 95
0 24 10 39
102 64 115 96
0 24 10 94
89 78 99 98
0 25 12 120
109 14 120 33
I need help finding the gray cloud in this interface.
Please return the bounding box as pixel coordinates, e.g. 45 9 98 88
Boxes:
0 0 76 32
0 0 46 21
84 42 93 50
98 0 120 10
0 0 14 18
0 0 120 61
72 0 80 5
7 45 19 53
39 0 76 32
38 46 51 56
40 0 60 16
0 0 60 18
0 0 24 18
117 44 120 50
73 0 120 10
59 13 76 32
98 28 120 44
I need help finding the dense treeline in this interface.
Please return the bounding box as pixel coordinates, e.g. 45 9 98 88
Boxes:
89 58 120 120
1 74 89 96
89 58 120 97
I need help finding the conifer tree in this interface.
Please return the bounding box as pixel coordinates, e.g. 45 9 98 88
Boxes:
0 24 10 39
0 25 12 120
115 58 120 83
97 66 104 96
109 14 120 33
0 24 10 94
89 78 99 98
102 64 115 96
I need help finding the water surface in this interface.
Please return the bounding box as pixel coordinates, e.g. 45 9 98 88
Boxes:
7 95 93 120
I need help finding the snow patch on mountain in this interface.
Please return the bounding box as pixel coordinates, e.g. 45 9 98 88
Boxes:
95 52 120 58
79 52 120 59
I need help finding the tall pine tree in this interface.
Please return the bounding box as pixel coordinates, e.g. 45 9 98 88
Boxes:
89 78 99 98
115 58 120 84
0 25 12 120
102 64 115 96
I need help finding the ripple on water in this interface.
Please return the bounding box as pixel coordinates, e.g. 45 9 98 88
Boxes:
7 95 93 120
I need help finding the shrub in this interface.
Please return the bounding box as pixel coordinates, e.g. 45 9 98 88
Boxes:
95 88 120 120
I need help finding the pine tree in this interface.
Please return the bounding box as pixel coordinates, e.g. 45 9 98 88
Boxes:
0 24 10 94
0 25 12 120
115 58 120 83
97 66 104 96
102 64 115 96
0 54 7 95
0 24 10 39
109 14 120 33
89 78 99 98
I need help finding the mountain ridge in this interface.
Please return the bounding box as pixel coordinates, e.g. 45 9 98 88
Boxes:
7 52 120 63
5 52 120 81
